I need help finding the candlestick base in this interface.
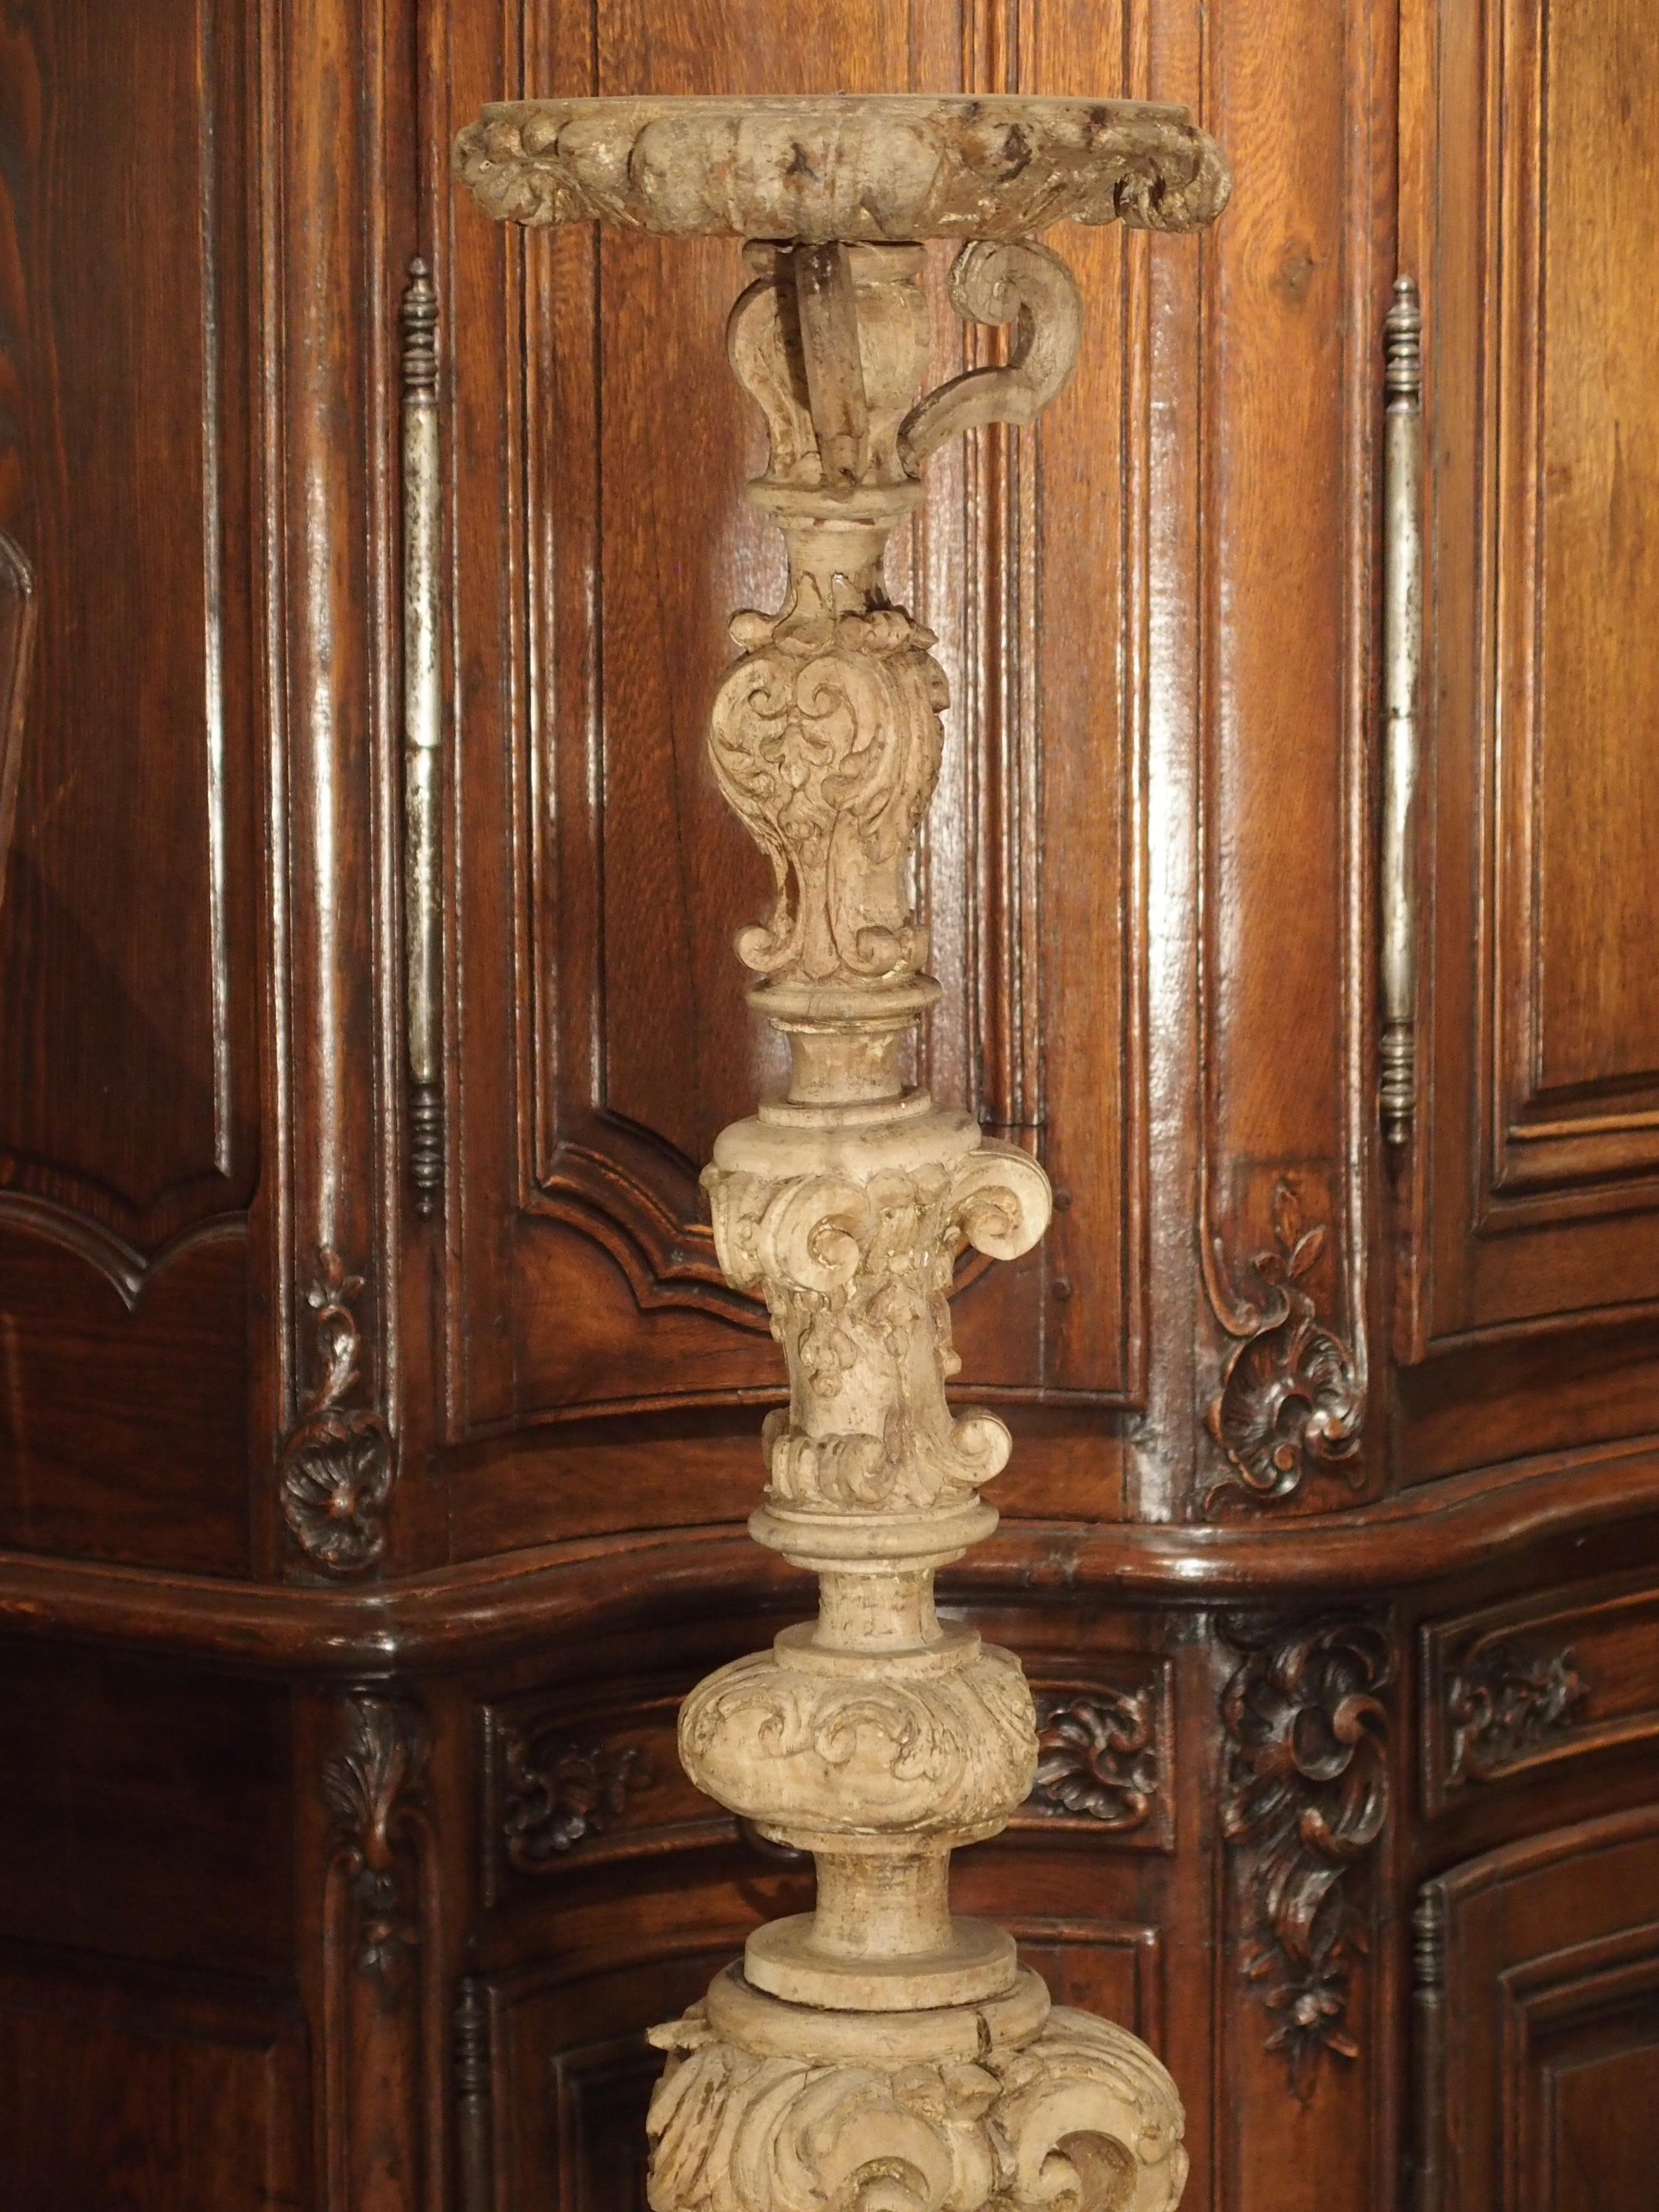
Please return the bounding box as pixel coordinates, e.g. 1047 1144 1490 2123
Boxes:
648 1964 1189 2212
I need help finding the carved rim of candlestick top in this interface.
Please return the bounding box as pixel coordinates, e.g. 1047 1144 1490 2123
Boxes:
455 88 1226 2212
455 90 1230 242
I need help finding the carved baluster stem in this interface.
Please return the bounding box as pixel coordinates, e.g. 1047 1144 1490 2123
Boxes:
453 90 1231 2212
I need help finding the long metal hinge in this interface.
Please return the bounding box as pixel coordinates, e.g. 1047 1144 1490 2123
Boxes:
400 256 443 1214
1380 275 1424 1151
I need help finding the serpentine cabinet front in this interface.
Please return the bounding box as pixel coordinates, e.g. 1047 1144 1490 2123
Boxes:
0 2 1656 2210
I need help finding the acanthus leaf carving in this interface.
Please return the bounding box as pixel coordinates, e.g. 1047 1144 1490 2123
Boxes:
321 1694 430 1978
1220 1614 1391 2086
1444 1639 1588 1788
501 1727 656 1871
647 1982 1187 2212
710 586 949 993
453 94 1231 245
705 1144 1050 1517
1029 1689 1159 1832
679 1642 1037 1840
1202 1180 1364 1517
279 1246 394 1574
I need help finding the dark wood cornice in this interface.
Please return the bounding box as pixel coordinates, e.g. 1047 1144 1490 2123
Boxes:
1 1440 1656 1674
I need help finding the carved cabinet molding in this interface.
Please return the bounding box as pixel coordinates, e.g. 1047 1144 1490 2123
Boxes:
1012 1671 1173 1850
1400 0 1659 1439
1220 1613 1393 2082
1409 1807 1659 2212
278 1249 395 1579
1421 1571 1659 1813
1203 1179 1365 1517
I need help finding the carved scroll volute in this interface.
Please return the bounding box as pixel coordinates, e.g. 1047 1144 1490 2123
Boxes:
901 239 1083 465
705 1143 1051 1518
715 242 941 1021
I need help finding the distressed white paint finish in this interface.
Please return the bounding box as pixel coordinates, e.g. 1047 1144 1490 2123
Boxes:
454 92 1230 2212
454 92 1230 241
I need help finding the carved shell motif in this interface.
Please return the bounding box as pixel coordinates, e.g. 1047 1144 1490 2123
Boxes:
279 1248 394 1574
321 1696 429 1976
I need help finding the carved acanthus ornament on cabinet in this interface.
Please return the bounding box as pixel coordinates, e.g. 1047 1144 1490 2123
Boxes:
1444 1640 1587 1789
1029 1689 1160 1833
278 1248 394 1575
456 89 1228 2212
1203 1181 1364 1516
1220 1615 1391 2085
500 1729 656 1870
321 1696 430 1978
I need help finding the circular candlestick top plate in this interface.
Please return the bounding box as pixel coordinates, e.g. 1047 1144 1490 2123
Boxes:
454 91 1229 242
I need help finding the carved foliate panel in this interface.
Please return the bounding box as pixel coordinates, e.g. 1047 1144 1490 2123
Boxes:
1413 1808 1659 2212
1220 1614 1391 2084
482 1692 725 1901
1005 1669 1173 1851
1420 1570 1659 1813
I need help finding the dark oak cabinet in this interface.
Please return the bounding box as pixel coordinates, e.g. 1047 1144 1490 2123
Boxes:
2 2 1657 2208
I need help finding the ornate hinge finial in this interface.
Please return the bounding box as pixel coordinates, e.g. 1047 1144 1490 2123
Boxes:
401 255 445 1215
1380 274 1424 1151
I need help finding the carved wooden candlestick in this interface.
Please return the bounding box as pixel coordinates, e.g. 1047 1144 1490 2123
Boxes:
455 92 1228 2212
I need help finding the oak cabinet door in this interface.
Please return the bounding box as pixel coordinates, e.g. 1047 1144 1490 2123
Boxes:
0 0 260 1570
1407 0 1659 1389
1418 1807 1659 2212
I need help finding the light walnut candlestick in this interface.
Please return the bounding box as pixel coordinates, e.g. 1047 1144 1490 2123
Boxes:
455 91 1229 2212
